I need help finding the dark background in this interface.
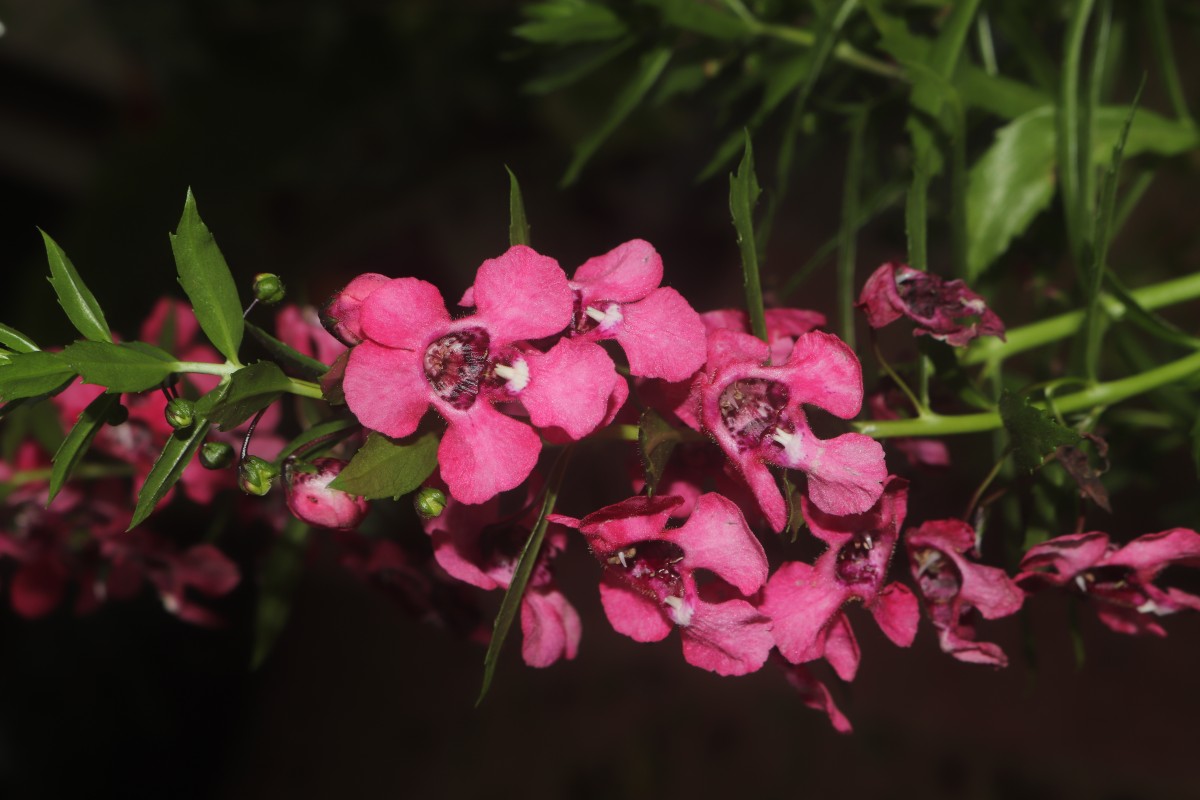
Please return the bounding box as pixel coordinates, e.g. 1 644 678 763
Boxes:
1 2 1198 798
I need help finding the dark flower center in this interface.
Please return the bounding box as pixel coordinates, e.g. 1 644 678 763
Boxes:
835 531 883 585
604 539 685 601
913 548 961 603
718 379 790 450
423 327 490 410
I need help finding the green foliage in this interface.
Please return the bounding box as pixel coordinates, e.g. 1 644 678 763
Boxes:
638 408 681 498
195 361 290 430
128 418 212 530
729 132 766 342
0 351 77 402
243 322 328 381
170 189 245 364
999 391 1082 474
41 230 112 344
506 166 531 247
49 392 120 502
328 431 439 500
60 341 177 393
513 0 627 44
0 324 39 354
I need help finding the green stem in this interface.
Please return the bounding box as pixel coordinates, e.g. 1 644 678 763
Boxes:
855 349 1200 438
173 360 324 400
961 270 1200 366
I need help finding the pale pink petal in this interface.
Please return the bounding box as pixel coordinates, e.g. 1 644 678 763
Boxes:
359 277 450 349
608 287 707 381
519 338 617 439
783 431 886 516
343 341 430 438
671 493 768 596
472 245 573 343
871 582 920 647
572 239 663 302
822 614 860 681
706 329 770 374
576 495 682 552
763 561 849 664
599 577 672 642
780 331 864 419
680 595 773 676
1105 528 1200 573
521 589 582 667
438 404 541 505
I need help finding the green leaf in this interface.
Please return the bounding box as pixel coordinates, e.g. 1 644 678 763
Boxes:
524 37 636 95
1146 0 1193 125
506 166 531 247
128 419 211 529
729 132 766 342
479 446 572 705
195 361 290 431
0 350 77 402
514 0 627 44
0 323 40 354
60 340 177 393
1056 0 1097 267
652 0 750 40
243 322 328 381
999 390 1081 473
40 229 112 343
48 392 120 502
1105 273 1200 350
328 431 439 500
638 408 681 498
170 189 245 364
252 517 311 669
562 45 672 186
273 416 360 466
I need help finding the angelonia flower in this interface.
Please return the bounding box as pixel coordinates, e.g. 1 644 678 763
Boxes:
906 519 1024 667
857 262 1005 346
284 458 369 530
1017 529 1200 636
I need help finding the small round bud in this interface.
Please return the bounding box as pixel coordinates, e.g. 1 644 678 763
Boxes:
414 486 446 519
106 403 130 426
238 456 279 496
252 273 286 305
164 397 195 431
199 441 235 470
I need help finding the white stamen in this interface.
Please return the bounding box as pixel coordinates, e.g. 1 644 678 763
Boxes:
771 429 794 446
617 550 628 568
585 303 624 331
493 358 530 392
863 533 874 551
1074 575 1089 594
585 306 608 323
663 595 693 627
1137 599 1174 616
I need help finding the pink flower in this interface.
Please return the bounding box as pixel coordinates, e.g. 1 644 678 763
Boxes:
555 492 772 676
423 482 580 667
701 307 826 365
342 245 620 504
689 328 887 530
320 272 391 346
1017 529 1200 636
857 262 1005 346
762 477 918 679
284 458 369 530
906 519 1024 667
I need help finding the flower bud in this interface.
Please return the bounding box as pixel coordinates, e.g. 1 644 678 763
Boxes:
164 397 195 431
199 441 235 470
414 486 446 519
238 456 279 496
252 273 286 305
284 457 368 530
319 273 390 346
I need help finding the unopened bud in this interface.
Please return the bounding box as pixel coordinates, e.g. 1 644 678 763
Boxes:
414 486 446 519
320 272 390 346
285 458 368 529
164 397 195 431
253 273 286 305
199 441 235 470
238 456 279 496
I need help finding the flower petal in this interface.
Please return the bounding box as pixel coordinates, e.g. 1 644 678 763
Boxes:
473 245 573 343
783 431 886 516
870 582 920 647
671 492 768 596
343 341 430 438
520 338 618 439
572 239 663 302
763 560 849 664
780 330 864 418
599 577 672 642
359 277 450 349
521 589 582 667
438 404 541 504
612 287 707 381
680 595 773 677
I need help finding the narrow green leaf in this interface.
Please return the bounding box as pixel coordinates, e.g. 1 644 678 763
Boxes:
654 0 750 40
0 323 40 354
273 416 359 466
1057 0 1097 267
40 229 112 343
999 390 1081 474
524 37 636 95
48 391 120 502
196 361 290 431
128 419 211 530
60 340 176 393
506 166 531 247
837 106 868 349
651 61 709 107
561 45 672 186
730 132 766 343
1104 273 1200 350
514 0 627 44
252 517 311 669
242 322 328 381
479 446 572 705
170 189 245 364
0 351 77 402
328 431 439 500
1145 0 1192 125
638 408 681 498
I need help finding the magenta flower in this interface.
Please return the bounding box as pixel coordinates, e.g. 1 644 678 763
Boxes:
342 245 620 504
763 477 918 679
284 458 369 530
701 307 826 365
1017 529 1200 636
906 519 1024 667
320 272 391 346
555 492 772 676
690 328 887 530
857 262 1005 346
423 483 580 667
